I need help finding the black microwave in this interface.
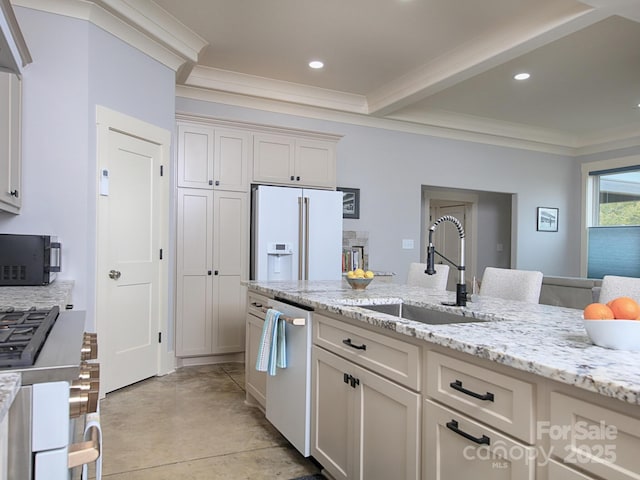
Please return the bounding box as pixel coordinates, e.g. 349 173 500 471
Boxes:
0 234 61 286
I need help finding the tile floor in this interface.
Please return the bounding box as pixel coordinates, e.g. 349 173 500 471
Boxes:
86 363 322 479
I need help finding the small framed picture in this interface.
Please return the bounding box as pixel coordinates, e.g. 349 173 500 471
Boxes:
537 207 558 232
337 187 360 219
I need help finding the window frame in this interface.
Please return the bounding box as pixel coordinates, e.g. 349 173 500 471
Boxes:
580 153 640 276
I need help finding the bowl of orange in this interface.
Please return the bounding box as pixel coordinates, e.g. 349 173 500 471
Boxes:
582 297 640 351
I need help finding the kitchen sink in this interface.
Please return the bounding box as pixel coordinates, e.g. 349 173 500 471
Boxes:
358 303 485 325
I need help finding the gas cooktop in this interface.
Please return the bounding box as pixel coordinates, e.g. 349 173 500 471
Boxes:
0 306 59 368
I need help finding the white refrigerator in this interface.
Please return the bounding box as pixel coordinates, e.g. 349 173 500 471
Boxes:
251 185 343 281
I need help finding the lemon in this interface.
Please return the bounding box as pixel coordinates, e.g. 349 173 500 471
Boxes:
354 268 365 278
346 271 356 279
364 270 374 279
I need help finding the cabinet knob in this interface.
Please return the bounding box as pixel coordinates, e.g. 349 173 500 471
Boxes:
208 180 213 185
214 270 219 275
9 190 18 197
208 270 212 275
296 176 300 181
290 175 295 181
215 180 220 186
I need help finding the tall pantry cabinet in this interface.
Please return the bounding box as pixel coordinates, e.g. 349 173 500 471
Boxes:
175 120 250 356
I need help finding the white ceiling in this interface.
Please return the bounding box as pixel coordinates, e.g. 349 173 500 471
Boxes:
97 0 640 153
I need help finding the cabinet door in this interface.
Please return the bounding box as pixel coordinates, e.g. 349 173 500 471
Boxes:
295 138 336 189
177 123 214 189
214 128 250 191
0 72 21 213
312 346 353 480
253 133 295 185
548 460 595 480
175 188 213 356
424 400 535 480
356 363 421 480
550 392 640 480
245 312 267 408
211 191 248 354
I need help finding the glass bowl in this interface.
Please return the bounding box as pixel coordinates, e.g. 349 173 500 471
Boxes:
346 277 373 290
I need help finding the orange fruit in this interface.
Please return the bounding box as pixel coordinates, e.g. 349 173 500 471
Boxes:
583 302 614 320
608 296 640 320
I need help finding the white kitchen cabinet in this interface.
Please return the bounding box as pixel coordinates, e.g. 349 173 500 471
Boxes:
424 400 535 480
177 122 249 191
0 72 22 214
211 190 248 354
175 188 213 356
426 350 535 443
311 315 421 480
175 188 248 356
253 132 337 189
245 293 269 409
549 391 640 480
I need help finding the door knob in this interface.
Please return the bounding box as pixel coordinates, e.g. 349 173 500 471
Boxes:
109 270 121 280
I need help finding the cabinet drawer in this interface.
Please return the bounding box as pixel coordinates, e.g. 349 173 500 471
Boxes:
247 292 271 318
424 399 535 480
426 350 535 443
550 392 640 480
314 314 420 390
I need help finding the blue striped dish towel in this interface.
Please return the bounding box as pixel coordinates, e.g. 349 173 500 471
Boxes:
255 309 287 375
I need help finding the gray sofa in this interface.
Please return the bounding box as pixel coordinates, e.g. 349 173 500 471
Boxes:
539 276 602 310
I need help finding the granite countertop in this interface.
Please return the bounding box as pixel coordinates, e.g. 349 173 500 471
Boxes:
0 280 74 310
0 373 21 422
245 279 640 405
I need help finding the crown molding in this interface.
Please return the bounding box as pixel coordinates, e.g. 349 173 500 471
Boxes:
176 85 577 157
12 0 206 72
185 65 369 115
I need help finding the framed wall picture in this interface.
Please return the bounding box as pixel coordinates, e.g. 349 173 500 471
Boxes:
337 187 360 219
537 207 558 232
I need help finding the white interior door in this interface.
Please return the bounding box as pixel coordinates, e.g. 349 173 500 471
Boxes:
97 109 169 394
435 204 466 291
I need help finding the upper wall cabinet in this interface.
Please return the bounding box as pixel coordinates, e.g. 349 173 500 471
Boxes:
0 72 21 214
177 122 250 192
253 133 337 189
0 0 32 75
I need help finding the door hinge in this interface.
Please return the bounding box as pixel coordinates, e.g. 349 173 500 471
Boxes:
160 165 164 176
159 248 163 260
158 332 162 343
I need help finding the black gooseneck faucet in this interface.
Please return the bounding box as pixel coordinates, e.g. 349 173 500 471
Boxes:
426 215 467 307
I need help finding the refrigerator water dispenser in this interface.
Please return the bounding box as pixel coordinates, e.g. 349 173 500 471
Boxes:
267 243 293 281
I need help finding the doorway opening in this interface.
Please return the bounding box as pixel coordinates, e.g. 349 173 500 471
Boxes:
422 186 514 291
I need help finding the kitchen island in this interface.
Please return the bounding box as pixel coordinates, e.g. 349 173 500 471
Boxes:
246 280 640 480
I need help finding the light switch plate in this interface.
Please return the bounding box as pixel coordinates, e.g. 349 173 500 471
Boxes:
402 239 414 249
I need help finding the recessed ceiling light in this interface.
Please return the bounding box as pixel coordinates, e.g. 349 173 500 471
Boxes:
309 60 324 69
514 73 530 81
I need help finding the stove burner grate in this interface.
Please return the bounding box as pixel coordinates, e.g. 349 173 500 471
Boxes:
0 306 59 368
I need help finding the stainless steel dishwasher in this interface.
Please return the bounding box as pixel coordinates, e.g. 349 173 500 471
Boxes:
264 297 313 457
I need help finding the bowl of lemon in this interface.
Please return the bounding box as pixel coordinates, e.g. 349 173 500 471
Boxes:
346 269 375 289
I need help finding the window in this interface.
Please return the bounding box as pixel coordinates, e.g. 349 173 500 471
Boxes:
592 167 640 226
587 166 640 278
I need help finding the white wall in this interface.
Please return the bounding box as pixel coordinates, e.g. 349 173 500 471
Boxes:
177 96 582 282
0 8 176 335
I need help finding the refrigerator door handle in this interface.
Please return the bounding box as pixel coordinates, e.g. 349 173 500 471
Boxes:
298 196 304 280
304 196 310 280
